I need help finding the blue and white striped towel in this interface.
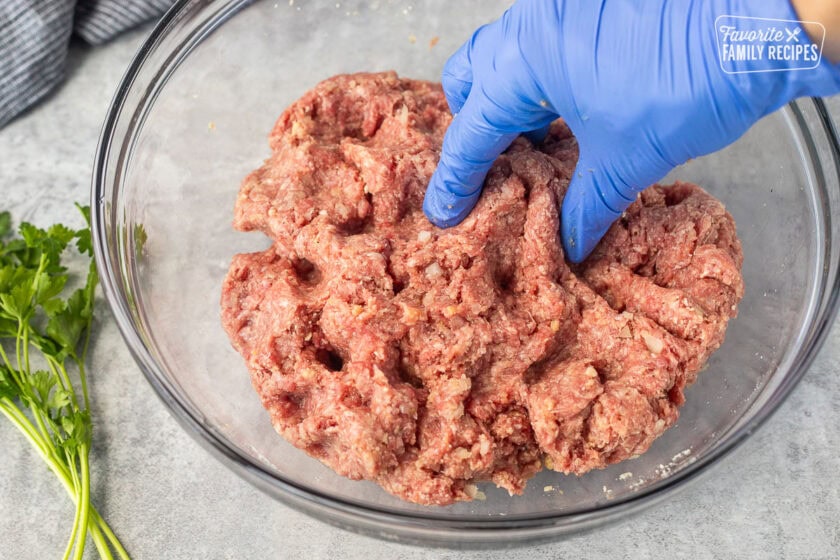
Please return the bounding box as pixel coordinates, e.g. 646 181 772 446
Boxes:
0 0 176 129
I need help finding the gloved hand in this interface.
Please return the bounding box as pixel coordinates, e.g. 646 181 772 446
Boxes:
423 0 840 262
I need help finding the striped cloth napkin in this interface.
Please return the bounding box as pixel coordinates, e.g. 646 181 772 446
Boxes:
0 0 176 129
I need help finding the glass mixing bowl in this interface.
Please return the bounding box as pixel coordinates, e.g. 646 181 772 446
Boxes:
92 0 840 546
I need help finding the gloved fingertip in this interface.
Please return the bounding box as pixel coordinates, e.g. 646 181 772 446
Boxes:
561 212 611 263
422 173 475 228
523 124 551 145
560 169 623 263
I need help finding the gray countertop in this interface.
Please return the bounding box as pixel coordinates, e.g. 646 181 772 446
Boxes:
1 27 839 560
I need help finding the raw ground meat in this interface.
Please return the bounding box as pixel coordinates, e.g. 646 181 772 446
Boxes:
220 71 744 506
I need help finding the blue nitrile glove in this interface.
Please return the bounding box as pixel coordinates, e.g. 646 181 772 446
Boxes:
423 0 840 262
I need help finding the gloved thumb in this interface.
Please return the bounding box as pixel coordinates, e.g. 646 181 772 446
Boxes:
561 159 640 263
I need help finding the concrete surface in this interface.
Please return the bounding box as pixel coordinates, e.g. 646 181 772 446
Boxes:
1 25 839 560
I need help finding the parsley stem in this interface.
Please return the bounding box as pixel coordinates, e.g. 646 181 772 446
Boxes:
0 400 69 495
0 342 15 378
62 452 82 560
31 403 63 464
76 357 90 416
22 321 31 384
9 319 28 390
77 282 95 411
1 398 124 560
93 510 130 560
47 354 77 408
89 511 118 560
0 398 51 456
63 519 79 560
73 445 91 560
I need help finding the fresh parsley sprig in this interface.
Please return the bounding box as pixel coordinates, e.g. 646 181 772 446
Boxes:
0 207 130 560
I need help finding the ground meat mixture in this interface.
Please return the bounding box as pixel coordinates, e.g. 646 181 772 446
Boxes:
220 72 744 506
